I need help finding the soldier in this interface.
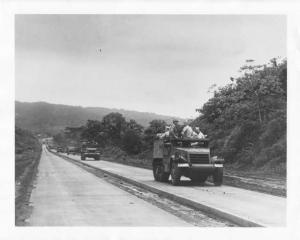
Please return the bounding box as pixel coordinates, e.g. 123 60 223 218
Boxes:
169 119 181 139
181 124 194 138
157 126 171 140
194 127 206 139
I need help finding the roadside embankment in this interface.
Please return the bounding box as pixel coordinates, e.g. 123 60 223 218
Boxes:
15 127 42 226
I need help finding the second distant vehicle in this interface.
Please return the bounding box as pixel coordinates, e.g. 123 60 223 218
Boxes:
56 146 64 153
66 146 79 155
81 143 101 160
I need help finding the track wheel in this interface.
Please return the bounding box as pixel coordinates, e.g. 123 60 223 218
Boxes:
153 163 170 182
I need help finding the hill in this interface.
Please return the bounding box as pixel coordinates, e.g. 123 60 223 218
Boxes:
15 101 182 135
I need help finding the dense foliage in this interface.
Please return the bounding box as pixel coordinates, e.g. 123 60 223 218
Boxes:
54 113 169 155
193 58 287 173
15 127 42 180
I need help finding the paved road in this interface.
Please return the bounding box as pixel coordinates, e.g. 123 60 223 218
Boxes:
28 146 191 226
62 153 286 227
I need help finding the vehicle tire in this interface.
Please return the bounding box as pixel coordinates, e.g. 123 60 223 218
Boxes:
95 156 100 160
161 171 170 182
153 163 170 182
81 155 85 161
213 168 223 186
171 163 181 186
191 175 207 184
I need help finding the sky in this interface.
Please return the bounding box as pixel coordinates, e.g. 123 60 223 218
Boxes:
15 15 286 118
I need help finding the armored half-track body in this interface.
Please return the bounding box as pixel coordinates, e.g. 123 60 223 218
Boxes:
152 138 224 186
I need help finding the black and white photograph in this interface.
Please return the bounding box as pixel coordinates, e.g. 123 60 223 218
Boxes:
13 14 288 228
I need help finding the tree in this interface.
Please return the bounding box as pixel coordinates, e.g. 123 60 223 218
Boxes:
64 126 85 146
122 129 142 154
122 119 144 153
126 119 144 134
102 112 127 143
144 119 167 146
53 132 67 146
81 120 103 142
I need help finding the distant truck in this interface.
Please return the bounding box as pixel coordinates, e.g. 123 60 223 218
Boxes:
56 146 65 153
80 143 101 161
152 138 224 186
66 146 79 155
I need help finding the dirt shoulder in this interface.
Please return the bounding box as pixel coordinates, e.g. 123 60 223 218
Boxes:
223 167 286 197
101 147 286 197
15 160 40 226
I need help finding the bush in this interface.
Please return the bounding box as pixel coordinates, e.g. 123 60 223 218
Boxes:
260 117 286 146
15 127 42 180
122 130 142 154
253 136 286 168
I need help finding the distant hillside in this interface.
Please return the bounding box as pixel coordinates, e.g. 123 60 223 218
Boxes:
15 101 183 135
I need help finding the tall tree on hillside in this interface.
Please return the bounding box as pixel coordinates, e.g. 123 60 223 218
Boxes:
102 112 127 143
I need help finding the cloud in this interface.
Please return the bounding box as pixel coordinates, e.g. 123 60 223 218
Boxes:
15 15 286 117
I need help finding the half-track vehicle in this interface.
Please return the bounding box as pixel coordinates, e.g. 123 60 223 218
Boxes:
152 138 224 186
80 142 101 160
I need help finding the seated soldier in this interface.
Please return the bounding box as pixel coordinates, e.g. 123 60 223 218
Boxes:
181 124 194 139
193 127 206 139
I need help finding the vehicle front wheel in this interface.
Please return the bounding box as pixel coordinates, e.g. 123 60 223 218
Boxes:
153 163 170 182
171 163 181 186
213 168 223 186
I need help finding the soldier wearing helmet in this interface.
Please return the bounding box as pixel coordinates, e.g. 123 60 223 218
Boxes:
169 119 181 139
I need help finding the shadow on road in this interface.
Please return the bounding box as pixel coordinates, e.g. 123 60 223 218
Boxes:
81 159 101 162
164 180 215 187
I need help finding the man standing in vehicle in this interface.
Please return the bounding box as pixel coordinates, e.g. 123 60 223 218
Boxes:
169 119 181 139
